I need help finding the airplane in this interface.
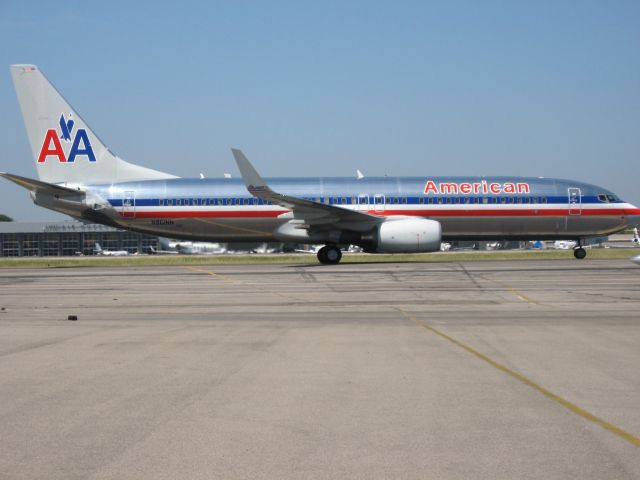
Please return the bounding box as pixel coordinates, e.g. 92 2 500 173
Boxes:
157 237 280 255
295 245 326 255
93 243 130 256
2 64 640 265
552 240 578 250
159 237 227 255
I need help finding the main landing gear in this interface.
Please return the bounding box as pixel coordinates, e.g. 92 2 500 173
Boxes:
573 240 587 260
317 245 342 265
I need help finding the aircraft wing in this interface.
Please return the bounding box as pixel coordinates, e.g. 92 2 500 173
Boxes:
232 149 380 230
0 172 83 197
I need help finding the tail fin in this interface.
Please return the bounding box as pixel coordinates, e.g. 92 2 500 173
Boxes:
10 64 177 185
94 243 103 253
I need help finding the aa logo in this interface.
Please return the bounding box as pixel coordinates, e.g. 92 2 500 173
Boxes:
38 113 96 163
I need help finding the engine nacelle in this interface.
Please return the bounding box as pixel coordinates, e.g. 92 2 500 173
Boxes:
374 218 442 253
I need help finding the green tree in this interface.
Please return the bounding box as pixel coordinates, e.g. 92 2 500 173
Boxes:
0 214 13 222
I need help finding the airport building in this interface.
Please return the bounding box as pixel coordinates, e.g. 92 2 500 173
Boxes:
0 221 159 257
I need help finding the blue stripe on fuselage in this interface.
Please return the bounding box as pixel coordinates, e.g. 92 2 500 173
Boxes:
107 195 620 207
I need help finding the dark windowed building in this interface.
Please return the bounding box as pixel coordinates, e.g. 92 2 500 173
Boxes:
0 222 159 257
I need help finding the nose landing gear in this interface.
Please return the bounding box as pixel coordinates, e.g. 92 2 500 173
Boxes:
317 245 342 265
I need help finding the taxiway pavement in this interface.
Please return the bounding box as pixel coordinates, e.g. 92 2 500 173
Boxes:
1 259 639 479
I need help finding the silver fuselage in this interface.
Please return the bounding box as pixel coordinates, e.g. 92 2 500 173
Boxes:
61 175 640 243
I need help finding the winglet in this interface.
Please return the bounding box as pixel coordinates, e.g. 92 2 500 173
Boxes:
231 149 271 195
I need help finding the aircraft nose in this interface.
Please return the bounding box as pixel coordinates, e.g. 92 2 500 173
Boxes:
628 216 640 228
627 204 640 227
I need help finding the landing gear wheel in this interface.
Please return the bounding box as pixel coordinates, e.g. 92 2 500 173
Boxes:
317 245 342 265
573 247 587 259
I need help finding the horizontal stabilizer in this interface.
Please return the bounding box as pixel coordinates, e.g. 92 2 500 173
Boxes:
0 172 83 197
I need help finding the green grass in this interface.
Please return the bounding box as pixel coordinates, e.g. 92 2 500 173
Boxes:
1 248 639 268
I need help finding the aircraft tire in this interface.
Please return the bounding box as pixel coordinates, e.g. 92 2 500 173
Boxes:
573 247 587 259
317 246 342 265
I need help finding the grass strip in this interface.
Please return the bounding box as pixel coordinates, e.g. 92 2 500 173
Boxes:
1 248 639 268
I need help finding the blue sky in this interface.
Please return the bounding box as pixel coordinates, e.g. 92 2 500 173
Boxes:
1 0 639 220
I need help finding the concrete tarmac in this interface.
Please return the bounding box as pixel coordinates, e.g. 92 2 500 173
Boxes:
0 259 639 479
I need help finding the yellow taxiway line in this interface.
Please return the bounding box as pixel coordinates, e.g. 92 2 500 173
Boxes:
395 307 640 448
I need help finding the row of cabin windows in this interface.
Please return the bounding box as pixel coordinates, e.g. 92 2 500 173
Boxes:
418 196 548 205
161 198 272 206
157 196 551 207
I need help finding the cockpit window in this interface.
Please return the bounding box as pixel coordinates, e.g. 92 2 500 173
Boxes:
598 194 609 203
606 194 618 203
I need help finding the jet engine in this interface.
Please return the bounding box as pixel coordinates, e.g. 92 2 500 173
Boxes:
372 218 442 253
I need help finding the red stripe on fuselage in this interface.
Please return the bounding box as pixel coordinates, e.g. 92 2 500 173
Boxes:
122 207 640 219
382 208 638 217
132 210 288 219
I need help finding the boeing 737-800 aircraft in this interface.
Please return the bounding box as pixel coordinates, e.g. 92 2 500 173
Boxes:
3 65 639 264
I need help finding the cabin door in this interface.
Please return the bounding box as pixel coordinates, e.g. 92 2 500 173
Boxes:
374 194 385 213
122 191 136 218
568 188 581 215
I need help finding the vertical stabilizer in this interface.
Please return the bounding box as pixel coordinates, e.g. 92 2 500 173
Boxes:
10 64 177 185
